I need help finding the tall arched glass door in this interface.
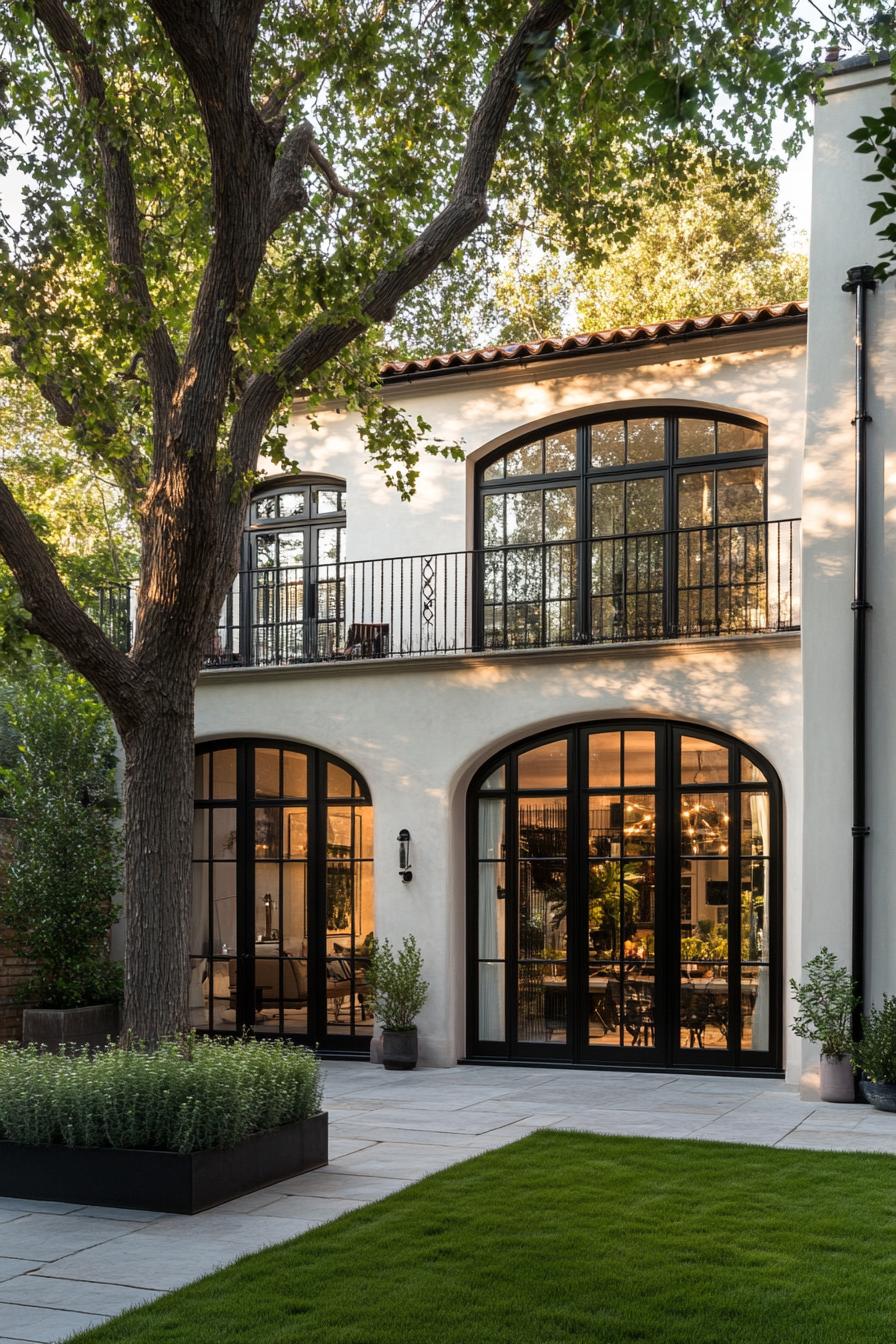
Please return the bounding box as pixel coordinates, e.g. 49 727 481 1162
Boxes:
468 721 781 1071
191 739 373 1051
245 478 346 663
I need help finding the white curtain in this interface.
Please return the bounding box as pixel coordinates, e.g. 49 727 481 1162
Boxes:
478 799 505 1041
747 793 771 1051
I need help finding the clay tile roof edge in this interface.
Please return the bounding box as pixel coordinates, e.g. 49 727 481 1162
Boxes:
379 301 807 382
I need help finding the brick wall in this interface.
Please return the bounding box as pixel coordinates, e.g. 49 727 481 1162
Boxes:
0 819 34 1041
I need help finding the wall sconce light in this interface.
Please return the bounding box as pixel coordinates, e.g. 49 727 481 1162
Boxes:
397 829 412 883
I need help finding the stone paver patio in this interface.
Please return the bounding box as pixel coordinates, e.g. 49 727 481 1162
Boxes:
1 1060 895 1341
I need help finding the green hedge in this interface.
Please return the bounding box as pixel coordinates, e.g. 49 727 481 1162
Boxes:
0 1036 323 1154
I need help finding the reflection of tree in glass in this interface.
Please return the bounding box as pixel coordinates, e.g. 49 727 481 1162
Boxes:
504 491 543 546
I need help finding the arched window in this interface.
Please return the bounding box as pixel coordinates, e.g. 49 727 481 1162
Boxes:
477 409 770 648
244 477 346 664
191 739 372 1050
468 720 781 1071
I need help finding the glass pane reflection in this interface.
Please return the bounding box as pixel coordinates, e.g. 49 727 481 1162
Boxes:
518 740 568 789
518 962 567 1043
741 859 770 1052
473 722 779 1067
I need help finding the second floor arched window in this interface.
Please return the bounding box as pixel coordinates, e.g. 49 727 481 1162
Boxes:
476 409 771 648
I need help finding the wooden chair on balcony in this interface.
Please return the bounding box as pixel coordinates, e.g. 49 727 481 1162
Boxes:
333 623 390 659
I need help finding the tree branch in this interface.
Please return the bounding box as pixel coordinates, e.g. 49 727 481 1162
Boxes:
145 1 274 471
267 120 313 235
0 474 145 730
307 137 357 199
229 0 573 474
257 62 307 124
32 0 178 413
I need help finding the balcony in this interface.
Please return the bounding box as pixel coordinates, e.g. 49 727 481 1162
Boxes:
96 519 801 669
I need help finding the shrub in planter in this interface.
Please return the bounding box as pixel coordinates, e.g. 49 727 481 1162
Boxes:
852 996 896 1111
790 948 859 1102
0 663 122 1043
365 935 428 1070
0 1036 326 1212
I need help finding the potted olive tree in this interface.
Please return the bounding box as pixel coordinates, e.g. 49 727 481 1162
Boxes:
365 935 428 1071
0 665 122 1049
790 948 858 1102
852 996 896 1111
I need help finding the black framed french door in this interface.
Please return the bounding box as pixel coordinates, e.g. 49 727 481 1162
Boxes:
467 720 782 1072
191 739 373 1052
246 522 346 664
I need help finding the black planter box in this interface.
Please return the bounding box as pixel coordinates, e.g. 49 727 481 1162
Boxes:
22 1003 119 1052
0 1112 327 1214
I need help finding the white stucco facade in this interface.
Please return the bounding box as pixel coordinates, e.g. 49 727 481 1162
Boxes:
190 59 895 1087
196 317 809 1077
280 332 806 560
196 636 803 1072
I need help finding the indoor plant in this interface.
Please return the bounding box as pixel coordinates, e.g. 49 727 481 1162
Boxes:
790 948 859 1102
0 664 123 1048
365 935 428 1070
852 995 896 1111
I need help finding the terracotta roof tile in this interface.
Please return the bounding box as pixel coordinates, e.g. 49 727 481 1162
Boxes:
379 300 807 382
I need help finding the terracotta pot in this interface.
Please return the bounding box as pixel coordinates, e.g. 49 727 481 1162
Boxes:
382 1027 418 1071
819 1052 855 1102
859 1080 896 1112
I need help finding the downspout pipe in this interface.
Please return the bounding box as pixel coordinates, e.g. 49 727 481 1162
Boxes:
841 263 876 1035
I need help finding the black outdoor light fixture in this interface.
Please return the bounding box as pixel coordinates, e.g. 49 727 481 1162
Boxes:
397 829 413 883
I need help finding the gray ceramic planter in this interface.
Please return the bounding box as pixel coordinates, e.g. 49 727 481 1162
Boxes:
382 1027 418 1071
819 1053 855 1102
859 1080 896 1112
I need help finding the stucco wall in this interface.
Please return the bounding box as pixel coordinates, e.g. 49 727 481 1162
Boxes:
193 171 812 1081
802 63 896 1085
196 636 803 1077
275 333 807 563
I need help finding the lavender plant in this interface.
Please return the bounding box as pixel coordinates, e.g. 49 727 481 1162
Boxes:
0 1036 322 1154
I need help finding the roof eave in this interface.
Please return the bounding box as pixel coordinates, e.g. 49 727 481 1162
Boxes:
378 304 807 387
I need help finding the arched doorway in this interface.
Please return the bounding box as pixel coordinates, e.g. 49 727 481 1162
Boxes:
191 739 373 1051
467 721 781 1071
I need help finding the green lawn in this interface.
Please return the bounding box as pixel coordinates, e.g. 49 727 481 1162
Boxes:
78 1132 896 1344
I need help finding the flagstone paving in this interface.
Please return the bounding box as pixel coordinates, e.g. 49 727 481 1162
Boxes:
1 1060 894 1341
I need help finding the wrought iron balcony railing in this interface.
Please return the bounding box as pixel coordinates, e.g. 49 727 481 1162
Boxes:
96 518 801 669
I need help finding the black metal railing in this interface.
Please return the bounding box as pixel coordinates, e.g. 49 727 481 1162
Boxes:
95 518 800 668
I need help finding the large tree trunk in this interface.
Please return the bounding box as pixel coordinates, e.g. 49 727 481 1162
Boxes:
119 688 195 1042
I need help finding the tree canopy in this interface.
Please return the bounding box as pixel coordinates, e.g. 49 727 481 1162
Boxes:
0 2 821 506
391 155 808 352
0 356 137 662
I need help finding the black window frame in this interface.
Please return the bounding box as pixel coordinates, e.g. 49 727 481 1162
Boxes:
192 737 373 1055
241 476 348 663
465 718 783 1075
475 410 768 646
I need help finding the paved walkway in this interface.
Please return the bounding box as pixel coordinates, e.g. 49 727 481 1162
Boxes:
1 1061 895 1341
